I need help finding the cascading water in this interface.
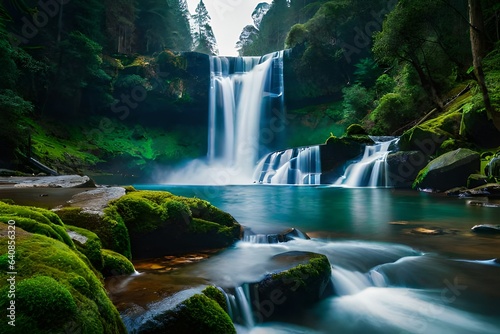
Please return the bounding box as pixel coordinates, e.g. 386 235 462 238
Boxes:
165 51 285 184
253 145 322 184
335 136 399 187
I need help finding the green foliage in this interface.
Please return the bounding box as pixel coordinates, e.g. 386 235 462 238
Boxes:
342 84 374 123
375 74 396 97
354 58 382 87
114 74 148 90
0 89 33 155
368 93 408 135
101 249 135 277
285 23 308 48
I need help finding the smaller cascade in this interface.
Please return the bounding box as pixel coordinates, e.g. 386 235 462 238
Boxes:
253 146 321 184
224 285 255 328
335 137 399 187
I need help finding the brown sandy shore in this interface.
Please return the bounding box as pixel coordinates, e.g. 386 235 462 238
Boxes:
0 175 123 210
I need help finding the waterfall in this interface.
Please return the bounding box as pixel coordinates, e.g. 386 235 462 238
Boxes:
253 145 321 184
208 51 285 182
224 285 255 328
164 51 285 184
335 137 399 187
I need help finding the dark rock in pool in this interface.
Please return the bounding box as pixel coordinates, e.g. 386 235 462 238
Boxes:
248 251 333 322
471 224 500 234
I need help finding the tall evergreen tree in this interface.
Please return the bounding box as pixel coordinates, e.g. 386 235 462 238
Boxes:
192 0 218 55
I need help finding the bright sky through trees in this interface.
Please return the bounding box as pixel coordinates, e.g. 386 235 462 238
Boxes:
186 0 270 55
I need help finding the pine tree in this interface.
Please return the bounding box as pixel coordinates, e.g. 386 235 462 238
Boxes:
192 0 218 55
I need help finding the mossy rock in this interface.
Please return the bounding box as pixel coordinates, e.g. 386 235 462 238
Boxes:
250 252 333 322
0 202 74 248
137 293 235 334
399 126 447 156
101 249 135 277
56 207 131 259
413 148 481 192
66 224 104 271
461 107 500 148
0 224 126 334
467 174 489 189
202 286 228 312
106 190 241 258
345 123 367 136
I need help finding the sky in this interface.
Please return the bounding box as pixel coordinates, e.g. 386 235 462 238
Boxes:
186 0 270 56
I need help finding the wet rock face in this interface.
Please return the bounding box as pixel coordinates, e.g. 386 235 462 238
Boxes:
413 148 481 192
249 251 333 323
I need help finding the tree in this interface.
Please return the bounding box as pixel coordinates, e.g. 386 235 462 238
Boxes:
192 0 218 55
104 0 136 53
468 0 500 129
373 0 470 109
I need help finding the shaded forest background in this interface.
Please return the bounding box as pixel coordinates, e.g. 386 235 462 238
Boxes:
0 0 499 176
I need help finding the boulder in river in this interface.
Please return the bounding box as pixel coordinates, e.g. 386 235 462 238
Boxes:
413 148 480 192
249 251 333 322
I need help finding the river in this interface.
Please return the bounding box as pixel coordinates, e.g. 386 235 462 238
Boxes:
107 185 500 333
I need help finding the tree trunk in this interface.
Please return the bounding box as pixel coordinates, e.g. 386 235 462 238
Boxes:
469 0 500 129
410 59 444 109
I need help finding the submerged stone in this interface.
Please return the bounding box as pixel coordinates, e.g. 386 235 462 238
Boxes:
471 224 500 234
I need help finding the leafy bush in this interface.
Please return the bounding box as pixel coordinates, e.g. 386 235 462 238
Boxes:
342 84 374 123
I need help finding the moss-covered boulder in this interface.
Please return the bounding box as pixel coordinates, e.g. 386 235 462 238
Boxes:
67 224 104 271
134 288 235 334
107 190 242 258
101 249 135 277
250 251 333 323
0 224 126 334
345 123 367 136
0 202 74 248
461 107 500 148
55 207 131 259
413 148 481 191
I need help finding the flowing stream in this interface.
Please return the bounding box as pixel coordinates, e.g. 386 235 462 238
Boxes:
109 185 500 334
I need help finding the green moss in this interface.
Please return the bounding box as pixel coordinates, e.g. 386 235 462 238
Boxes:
272 255 331 289
6 276 77 328
202 286 227 312
122 185 137 193
345 123 367 136
0 202 74 248
139 294 235 334
66 225 104 270
111 196 167 234
56 207 131 259
101 249 135 277
0 224 126 334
